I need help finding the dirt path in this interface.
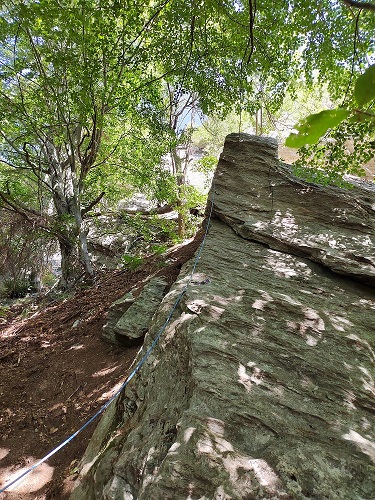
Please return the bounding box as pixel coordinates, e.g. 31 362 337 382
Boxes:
0 238 200 499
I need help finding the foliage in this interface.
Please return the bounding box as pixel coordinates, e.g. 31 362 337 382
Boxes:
150 243 168 255
293 119 375 185
0 0 374 285
286 109 352 148
0 210 55 298
121 254 144 271
286 64 375 185
192 113 254 157
2 278 30 299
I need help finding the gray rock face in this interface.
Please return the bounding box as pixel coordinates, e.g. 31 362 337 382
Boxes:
71 134 375 499
214 134 375 285
102 278 168 346
102 291 135 345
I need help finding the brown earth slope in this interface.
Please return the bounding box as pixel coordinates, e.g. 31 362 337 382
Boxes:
0 237 201 500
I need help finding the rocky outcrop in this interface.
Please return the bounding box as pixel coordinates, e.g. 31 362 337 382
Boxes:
102 277 168 346
71 134 375 499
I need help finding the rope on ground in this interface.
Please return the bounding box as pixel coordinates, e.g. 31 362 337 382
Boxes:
0 184 216 494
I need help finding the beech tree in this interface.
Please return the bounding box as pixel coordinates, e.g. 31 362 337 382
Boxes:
0 0 373 288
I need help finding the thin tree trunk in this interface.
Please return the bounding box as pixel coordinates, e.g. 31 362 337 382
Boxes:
171 149 186 239
58 234 80 289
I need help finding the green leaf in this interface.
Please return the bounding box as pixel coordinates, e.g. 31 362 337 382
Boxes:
354 65 375 107
285 108 350 148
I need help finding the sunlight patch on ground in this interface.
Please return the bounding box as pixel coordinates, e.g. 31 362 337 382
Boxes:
98 380 124 402
0 449 9 462
69 344 84 350
92 365 119 378
0 459 54 493
0 322 25 340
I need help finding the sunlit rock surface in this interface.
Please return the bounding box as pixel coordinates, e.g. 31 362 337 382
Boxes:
71 134 375 499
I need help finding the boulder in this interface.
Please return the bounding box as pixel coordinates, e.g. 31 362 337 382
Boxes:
102 278 168 346
102 291 135 345
71 134 375 499
213 134 375 285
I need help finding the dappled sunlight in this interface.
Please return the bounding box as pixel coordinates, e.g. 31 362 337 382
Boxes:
0 459 54 493
342 390 357 410
206 417 225 436
252 290 273 311
328 315 353 332
211 291 245 306
351 298 375 309
286 306 325 346
92 365 119 378
80 457 97 477
238 363 264 392
343 430 375 463
185 290 245 321
264 249 312 278
271 210 299 239
358 366 375 397
97 379 125 402
69 344 84 350
350 235 373 248
346 334 375 362
183 427 196 443
49 402 67 413
196 417 233 457
164 315 194 343
194 409 283 493
222 454 282 493
167 442 180 455
249 459 281 488
197 432 233 456
0 322 25 340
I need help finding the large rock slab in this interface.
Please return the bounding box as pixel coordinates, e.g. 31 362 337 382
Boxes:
102 278 168 346
71 134 375 499
214 134 375 284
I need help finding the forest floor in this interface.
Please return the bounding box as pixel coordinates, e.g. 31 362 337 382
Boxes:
0 236 201 500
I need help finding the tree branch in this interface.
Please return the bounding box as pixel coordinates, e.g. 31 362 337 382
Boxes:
81 191 105 217
342 0 375 11
0 191 43 218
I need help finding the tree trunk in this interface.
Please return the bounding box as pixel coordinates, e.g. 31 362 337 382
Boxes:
58 234 80 289
46 142 94 288
56 215 94 289
171 149 187 239
73 201 94 283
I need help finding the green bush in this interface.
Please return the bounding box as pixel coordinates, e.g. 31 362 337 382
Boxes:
2 278 30 299
121 254 144 270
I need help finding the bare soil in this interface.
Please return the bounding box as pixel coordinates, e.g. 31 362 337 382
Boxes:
0 237 201 499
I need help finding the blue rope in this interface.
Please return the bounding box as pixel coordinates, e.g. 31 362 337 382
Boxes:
0 184 215 494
